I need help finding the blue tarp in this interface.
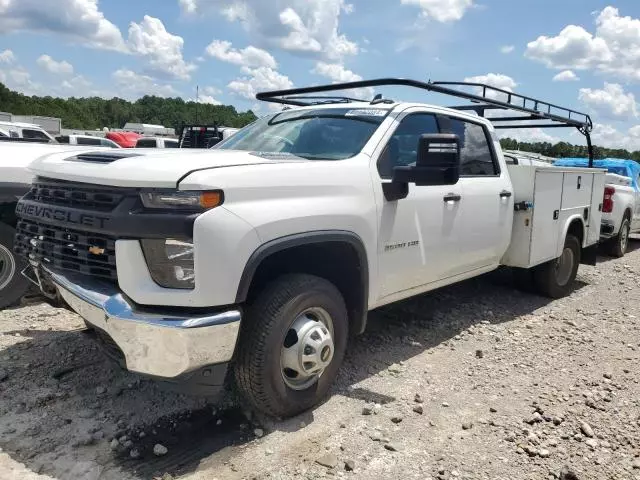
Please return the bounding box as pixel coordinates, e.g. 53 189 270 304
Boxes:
553 158 640 191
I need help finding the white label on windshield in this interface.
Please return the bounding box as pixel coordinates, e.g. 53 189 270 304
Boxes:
345 109 388 117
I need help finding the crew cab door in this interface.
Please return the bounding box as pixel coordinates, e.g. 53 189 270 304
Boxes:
438 115 513 270
373 109 464 299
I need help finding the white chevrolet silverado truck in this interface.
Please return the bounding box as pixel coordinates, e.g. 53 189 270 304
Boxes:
12 79 605 418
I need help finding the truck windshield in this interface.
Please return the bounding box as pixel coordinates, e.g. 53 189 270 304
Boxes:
215 107 389 160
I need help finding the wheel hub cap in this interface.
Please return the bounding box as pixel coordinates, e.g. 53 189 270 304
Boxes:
281 308 335 391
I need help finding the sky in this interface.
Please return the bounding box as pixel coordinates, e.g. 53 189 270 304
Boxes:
1 0 640 150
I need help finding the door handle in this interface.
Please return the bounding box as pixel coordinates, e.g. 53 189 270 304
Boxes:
499 190 512 198
443 194 461 203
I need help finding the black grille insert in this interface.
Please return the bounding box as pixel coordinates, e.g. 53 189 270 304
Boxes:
27 178 132 212
14 218 117 281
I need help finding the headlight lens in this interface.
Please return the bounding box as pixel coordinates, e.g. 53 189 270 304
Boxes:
140 239 195 289
140 191 223 211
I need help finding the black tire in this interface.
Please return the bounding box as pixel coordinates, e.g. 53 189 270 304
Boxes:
234 274 348 418
0 222 30 310
533 234 581 299
608 216 630 258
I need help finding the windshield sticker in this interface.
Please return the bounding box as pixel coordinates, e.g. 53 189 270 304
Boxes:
344 109 388 117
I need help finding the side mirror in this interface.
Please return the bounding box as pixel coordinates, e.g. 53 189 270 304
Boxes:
383 134 461 201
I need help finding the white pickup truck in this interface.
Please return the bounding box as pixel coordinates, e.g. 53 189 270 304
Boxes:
555 158 640 257
0 142 98 308
12 79 605 418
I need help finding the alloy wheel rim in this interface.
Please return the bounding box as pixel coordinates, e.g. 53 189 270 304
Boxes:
620 222 630 253
0 244 16 291
280 307 335 391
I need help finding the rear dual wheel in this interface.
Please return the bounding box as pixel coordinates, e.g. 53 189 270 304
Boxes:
533 234 581 299
234 274 348 418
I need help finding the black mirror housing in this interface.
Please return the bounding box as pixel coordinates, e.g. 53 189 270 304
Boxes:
392 133 461 187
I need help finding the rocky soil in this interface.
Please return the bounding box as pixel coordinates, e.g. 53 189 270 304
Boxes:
1 241 640 480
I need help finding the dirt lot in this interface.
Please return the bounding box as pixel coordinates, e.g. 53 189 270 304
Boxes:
1 242 640 480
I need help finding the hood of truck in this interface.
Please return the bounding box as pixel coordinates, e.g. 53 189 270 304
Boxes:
28 148 307 188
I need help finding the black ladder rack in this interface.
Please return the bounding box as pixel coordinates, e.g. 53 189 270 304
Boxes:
256 77 595 166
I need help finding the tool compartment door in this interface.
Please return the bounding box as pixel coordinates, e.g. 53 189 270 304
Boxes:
530 170 564 265
561 172 594 211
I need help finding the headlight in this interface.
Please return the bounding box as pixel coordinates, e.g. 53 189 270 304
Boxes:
140 239 195 289
140 191 223 211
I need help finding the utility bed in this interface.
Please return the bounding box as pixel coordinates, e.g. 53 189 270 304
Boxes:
503 165 606 268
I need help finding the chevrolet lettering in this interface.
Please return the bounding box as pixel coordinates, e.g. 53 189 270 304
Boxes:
16 201 109 229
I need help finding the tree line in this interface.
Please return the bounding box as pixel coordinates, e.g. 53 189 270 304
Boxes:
0 82 257 131
500 137 640 162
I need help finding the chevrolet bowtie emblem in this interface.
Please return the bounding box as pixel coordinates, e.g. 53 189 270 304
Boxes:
88 246 105 255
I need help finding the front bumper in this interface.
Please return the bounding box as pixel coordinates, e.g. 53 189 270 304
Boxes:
50 270 241 380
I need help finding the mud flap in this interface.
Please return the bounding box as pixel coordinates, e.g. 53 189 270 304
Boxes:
580 244 598 266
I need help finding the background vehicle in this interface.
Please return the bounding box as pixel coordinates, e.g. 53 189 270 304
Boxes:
13 78 604 418
105 131 142 148
134 137 179 148
504 150 554 166
55 134 121 148
0 142 97 308
0 121 56 143
178 125 239 148
554 158 640 257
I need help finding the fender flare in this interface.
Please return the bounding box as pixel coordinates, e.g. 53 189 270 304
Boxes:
235 230 370 334
559 214 586 251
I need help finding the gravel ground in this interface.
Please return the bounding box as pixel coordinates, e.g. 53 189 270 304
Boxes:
1 241 640 480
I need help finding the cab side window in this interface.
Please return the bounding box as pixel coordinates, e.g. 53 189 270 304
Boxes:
377 113 439 179
445 118 498 176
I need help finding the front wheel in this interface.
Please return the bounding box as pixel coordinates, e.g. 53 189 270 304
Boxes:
0 222 31 310
234 274 348 418
608 217 630 258
533 234 581 299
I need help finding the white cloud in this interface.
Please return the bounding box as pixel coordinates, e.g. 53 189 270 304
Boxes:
464 73 517 91
0 67 41 95
500 45 515 54
0 0 127 52
579 83 638 119
179 0 358 60
312 62 361 82
206 40 276 68
203 86 222 96
311 61 373 98
553 70 579 82
400 0 474 22
228 66 293 100
526 6 640 81
127 16 196 80
463 73 517 102
591 123 640 151
197 95 222 105
498 128 559 144
0 49 15 64
36 54 74 75
112 68 179 98
61 75 92 91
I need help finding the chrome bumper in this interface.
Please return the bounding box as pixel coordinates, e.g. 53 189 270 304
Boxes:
50 271 241 379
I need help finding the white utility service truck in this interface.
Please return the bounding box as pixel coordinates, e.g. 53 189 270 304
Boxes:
12 79 605 418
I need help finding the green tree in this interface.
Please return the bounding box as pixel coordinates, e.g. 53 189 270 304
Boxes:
0 82 257 131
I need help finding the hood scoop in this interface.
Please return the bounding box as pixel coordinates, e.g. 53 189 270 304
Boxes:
73 151 141 163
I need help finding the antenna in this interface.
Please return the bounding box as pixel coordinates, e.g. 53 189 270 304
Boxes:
195 85 199 123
